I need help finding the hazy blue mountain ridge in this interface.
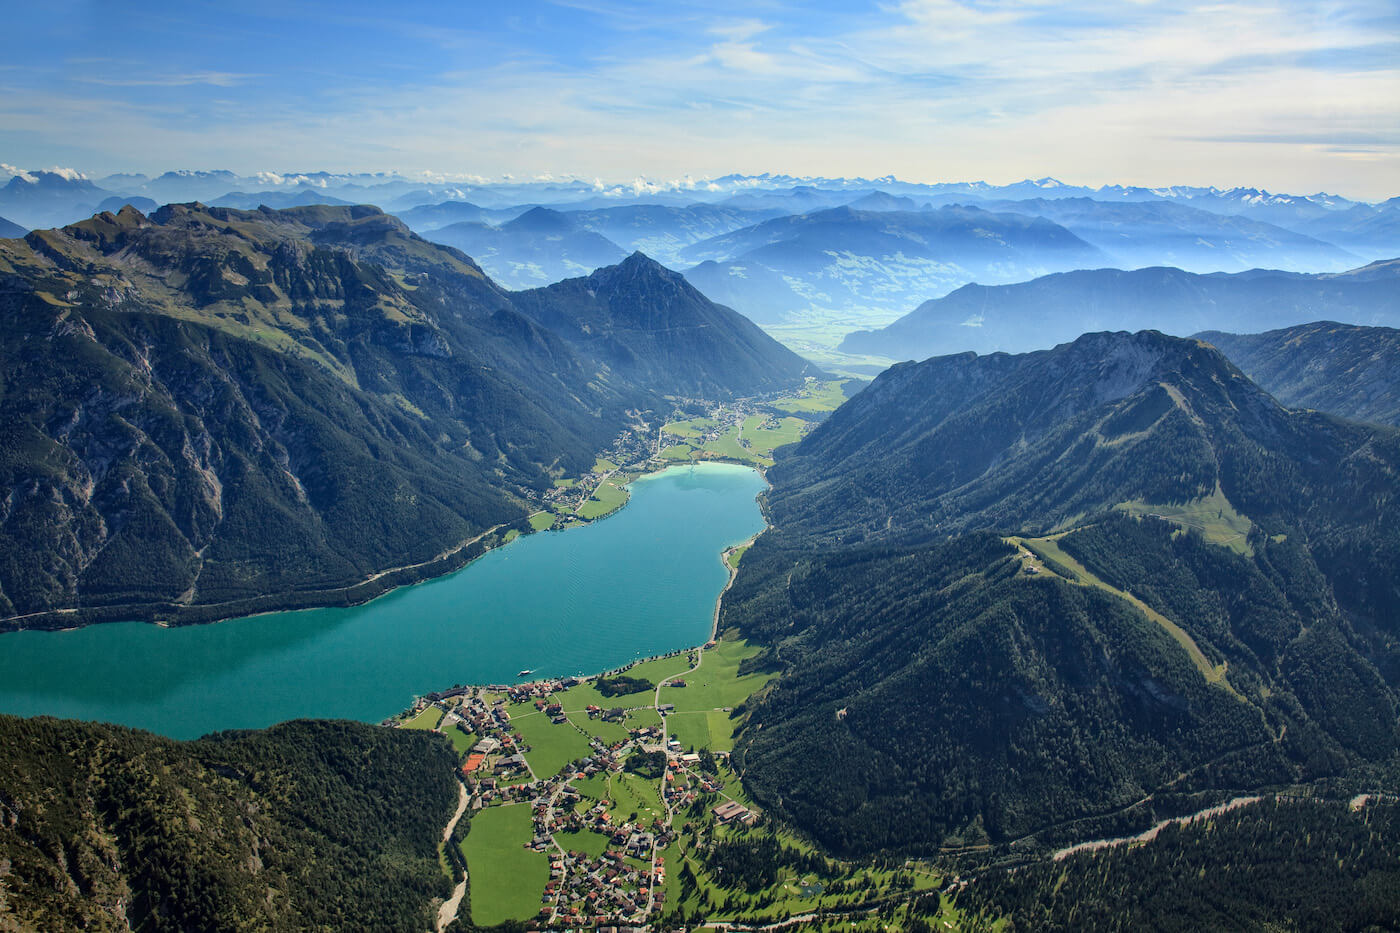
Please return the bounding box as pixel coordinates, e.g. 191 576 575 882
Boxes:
840 259 1400 359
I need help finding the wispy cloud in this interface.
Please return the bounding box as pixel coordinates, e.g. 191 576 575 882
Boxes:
75 71 262 88
0 0 1395 198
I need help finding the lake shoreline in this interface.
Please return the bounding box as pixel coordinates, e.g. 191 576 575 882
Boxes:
0 462 771 740
0 459 768 636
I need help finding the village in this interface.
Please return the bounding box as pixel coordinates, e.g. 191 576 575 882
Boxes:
393 649 762 929
379 379 937 929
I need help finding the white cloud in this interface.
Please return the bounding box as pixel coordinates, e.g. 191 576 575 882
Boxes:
76 71 260 88
708 19 771 42
1 1 1395 200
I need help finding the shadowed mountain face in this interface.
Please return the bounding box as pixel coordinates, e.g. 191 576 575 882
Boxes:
682 259 810 325
840 259 1400 360
0 214 28 238
0 205 810 628
721 330 1400 856
1199 321 1400 427
510 252 822 399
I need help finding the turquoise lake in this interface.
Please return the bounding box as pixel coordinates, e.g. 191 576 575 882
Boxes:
0 463 767 740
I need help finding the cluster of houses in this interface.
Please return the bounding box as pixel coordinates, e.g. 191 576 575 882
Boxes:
390 666 764 925
660 756 730 813
541 848 663 926
540 427 652 517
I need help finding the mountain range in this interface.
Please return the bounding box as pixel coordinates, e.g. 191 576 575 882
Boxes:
421 206 629 289
1199 321 1400 427
4 166 1396 297
675 204 1108 324
976 197 1360 272
0 203 810 629
840 259 1400 360
721 330 1400 855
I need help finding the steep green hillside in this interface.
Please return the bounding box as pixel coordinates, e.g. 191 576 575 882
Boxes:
722 331 1400 856
0 204 652 628
952 798 1400 931
1200 320 1400 426
0 205 820 631
0 715 458 932
765 331 1399 623
511 252 822 399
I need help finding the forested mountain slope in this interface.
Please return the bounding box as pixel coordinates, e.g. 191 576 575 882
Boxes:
952 797 1400 931
0 204 810 629
722 331 1400 856
0 715 458 932
511 252 821 399
1200 320 1400 426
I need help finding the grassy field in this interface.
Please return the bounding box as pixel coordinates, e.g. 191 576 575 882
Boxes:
740 414 805 459
571 771 612 804
445 724 477 756
461 804 549 925
700 422 750 462
557 654 695 710
594 457 618 472
661 638 772 713
528 511 556 531
569 708 662 745
1117 482 1254 556
769 379 852 413
575 475 630 520
509 709 595 777
402 706 444 730
556 826 611 858
725 544 750 569
660 443 696 461
662 417 718 438
666 709 743 752
608 771 665 823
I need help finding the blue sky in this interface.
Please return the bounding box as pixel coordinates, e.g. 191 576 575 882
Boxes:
1 0 1397 198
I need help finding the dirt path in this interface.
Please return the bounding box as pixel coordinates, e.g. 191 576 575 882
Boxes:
436 782 471 932
1052 795 1263 861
